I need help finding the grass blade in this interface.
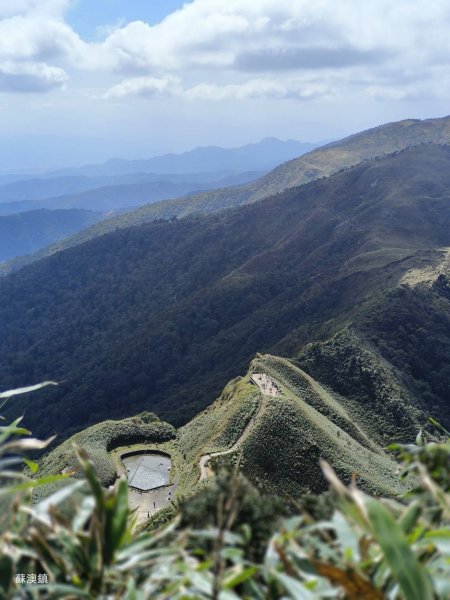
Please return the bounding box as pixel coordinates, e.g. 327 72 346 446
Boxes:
366 497 434 600
0 381 58 399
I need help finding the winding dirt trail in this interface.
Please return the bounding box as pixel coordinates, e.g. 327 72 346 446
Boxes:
198 373 279 481
124 373 280 522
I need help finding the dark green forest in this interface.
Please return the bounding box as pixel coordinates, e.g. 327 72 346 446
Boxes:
1 145 450 438
0 208 102 261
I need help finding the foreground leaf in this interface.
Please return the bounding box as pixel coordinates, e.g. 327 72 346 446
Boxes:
366 497 434 600
0 381 59 400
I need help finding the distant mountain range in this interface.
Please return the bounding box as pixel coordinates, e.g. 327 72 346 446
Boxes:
46 138 317 178
0 137 316 202
0 171 262 206
0 137 315 261
0 172 264 262
4 115 449 274
0 171 264 216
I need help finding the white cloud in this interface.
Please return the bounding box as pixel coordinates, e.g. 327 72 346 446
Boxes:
1 0 450 102
104 76 182 100
0 0 69 19
103 75 327 102
0 61 68 92
96 0 450 77
84 0 450 105
0 16 83 62
0 1 83 93
184 79 326 101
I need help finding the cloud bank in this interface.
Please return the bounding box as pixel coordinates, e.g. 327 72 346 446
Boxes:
0 0 449 103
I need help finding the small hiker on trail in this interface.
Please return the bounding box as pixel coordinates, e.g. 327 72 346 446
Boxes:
147 512 149 518
153 501 156 508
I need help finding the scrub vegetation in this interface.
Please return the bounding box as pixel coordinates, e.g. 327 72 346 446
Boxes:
1 383 448 599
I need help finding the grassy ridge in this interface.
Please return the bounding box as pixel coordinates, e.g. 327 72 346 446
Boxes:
240 355 405 496
295 328 424 442
35 382 260 500
178 354 408 498
36 345 411 503
178 376 259 486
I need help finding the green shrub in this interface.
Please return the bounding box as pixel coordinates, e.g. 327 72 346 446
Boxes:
37 412 176 489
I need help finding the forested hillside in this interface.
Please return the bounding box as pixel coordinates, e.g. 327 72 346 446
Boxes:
0 171 264 216
1 144 449 439
0 209 102 261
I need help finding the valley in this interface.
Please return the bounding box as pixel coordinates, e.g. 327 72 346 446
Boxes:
0 137 310 263
1 143 449 443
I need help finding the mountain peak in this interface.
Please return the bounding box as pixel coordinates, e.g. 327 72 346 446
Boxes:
46 138 318 178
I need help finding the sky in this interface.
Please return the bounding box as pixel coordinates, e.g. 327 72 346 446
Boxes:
0 0 449 171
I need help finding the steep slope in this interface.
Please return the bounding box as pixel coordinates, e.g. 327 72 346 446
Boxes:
0 209 103 262
5 115 449 274
1 144 449 439
38 353 405 504
179 355 406 497
0 171 264 216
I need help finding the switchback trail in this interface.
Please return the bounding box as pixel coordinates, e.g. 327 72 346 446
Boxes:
198 373 280 481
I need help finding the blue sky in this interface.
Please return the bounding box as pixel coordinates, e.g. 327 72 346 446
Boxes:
67 0 188 39
0 0 448 171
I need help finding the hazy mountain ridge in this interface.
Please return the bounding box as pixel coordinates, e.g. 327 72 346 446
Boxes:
0 171 264 216
3 115 449 276
0 209 103 262
0 172 223 205
47 138 317 178
1 144 449 443
0 171 262 263
0 136 304 219
0 171 266 205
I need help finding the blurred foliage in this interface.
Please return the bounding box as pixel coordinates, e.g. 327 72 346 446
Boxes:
179 463 287 562
1 383 449 598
